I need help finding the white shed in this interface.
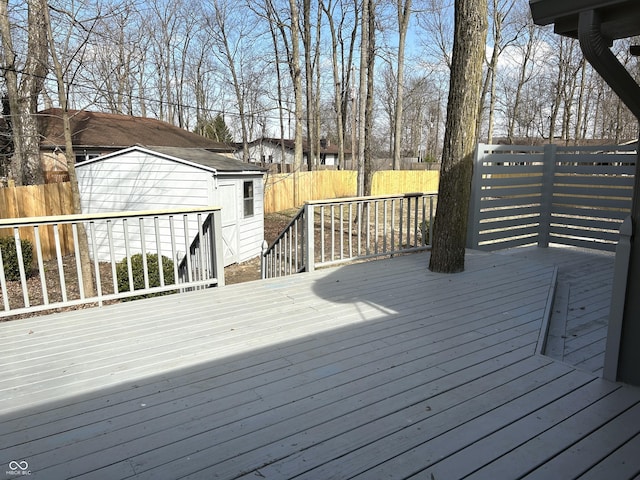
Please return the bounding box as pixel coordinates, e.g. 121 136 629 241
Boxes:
76 145 266 266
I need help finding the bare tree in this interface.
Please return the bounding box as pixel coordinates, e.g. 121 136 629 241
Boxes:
0 0 48 185
429 0 488 273
391 0 411 170
44 0 100 296
205 0 254 160
320 0 359 170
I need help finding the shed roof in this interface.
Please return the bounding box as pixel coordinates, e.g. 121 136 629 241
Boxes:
38 109 235 153
149 146 266 173
75 145 265 175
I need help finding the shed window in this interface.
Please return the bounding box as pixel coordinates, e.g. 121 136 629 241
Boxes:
243 181 254 217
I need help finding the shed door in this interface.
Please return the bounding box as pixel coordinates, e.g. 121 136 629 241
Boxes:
219 182 239 266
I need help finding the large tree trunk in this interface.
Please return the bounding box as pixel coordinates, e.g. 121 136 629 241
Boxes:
0 0 48 185
363 0 375 196
429 0 488 273
356 0 369 196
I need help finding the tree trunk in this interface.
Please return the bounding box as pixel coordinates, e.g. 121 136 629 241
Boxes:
288 0 304 178
322 0 346 169
356 0 369 196
363 0 375 196
429 0 488 273
44 3 96 297
0 0 48 185
392 0 411 171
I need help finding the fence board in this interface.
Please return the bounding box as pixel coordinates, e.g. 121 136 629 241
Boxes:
263 170 439 213
478 225 539 242
0 182 75 260
553 175 635 187
550 215 623 231
477 234 538 250
553 185 633 198
548 234 617 252
549 225 620 243
478 197 542 209
478 206 542 220
483 176 543 187
482 185 544 197
480 216 541 230
551 205 629 221
554 165 636 175
480 165 545 175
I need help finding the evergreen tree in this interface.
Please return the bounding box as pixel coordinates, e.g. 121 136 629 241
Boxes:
198 114 233 143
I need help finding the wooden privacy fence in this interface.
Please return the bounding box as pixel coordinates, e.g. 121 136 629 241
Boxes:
263 170 440 213
0 182 75 260
467 143 637 252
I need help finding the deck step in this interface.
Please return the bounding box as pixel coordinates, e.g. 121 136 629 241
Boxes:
544 282 570 360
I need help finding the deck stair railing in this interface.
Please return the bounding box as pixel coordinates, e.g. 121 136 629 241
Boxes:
0 206 224 318
178 212 225 289
262 192 437 279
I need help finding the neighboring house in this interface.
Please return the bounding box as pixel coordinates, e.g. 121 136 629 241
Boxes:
38 108 235 176
76 145 266 267
246 137 351 168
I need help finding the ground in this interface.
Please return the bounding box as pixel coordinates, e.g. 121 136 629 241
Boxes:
224 210 298 284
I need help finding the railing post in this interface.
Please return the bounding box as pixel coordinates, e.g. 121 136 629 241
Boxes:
211 209 225 287
538 143 556 248
467 144 484 249
603 215 632 382
304 203 315 272
260 240 268 279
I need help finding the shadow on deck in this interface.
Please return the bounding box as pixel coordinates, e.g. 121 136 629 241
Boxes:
1 248 639 479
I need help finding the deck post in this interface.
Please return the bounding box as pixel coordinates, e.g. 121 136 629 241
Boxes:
603 216 632 382
538 143 556 248
304 203 315 272
211 209 225 287
466 144 483 249
613 141 640 385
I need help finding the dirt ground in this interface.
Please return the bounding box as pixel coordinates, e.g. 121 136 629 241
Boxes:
224 209 298 285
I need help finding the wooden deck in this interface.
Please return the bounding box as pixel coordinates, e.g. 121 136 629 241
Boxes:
498 245 616 375
2 248 640 479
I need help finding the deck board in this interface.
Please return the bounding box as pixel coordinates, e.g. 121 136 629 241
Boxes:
1 248 639 479
497 245 615 375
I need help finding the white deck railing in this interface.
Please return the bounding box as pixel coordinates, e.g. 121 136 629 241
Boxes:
0 207 225 318
261 193 437 278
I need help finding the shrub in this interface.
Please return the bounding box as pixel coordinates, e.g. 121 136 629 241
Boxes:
116 253 175 300
0 237 33 281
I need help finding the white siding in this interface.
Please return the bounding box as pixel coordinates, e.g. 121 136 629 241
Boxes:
78 151 211 212
237 177 264 262
77 150 264 266
247 142 296 165
77 152 213 263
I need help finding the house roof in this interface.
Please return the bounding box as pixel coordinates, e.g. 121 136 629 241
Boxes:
76 145 265 175
38 108 235 153
249 137 351 155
